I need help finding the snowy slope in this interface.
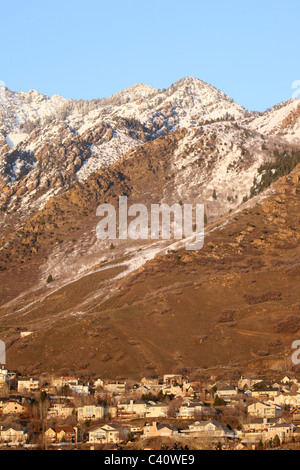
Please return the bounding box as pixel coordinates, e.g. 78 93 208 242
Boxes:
245 98 300 143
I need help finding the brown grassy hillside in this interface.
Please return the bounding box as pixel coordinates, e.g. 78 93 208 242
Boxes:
0 162 299 378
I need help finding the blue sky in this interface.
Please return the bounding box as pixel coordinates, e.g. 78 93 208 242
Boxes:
1 0 299 111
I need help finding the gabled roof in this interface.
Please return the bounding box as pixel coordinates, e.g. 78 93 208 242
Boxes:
1 426 27 432
156 423 181 431
55 425 76 433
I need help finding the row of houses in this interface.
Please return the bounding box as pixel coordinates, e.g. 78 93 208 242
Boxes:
3 367 300 448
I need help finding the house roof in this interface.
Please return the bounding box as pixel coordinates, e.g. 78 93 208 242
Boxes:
156 423 181 431
55 425 75 433
1 426 27 432
191 419 229 432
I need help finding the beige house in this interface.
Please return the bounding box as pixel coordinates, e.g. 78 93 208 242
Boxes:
17 377 40 393
248 402 283 418
182 419 235 439
104 381 126 394
88 424 127 444
0 400 25 415
0 426 28 445
265 423 295 443
242 417 286 433
250 388 279 400
44 427 56 443
216 385 238 398
145 403 168 418
117 400 148 419
142 422 180 438
77 405 105 422
273 393 300 407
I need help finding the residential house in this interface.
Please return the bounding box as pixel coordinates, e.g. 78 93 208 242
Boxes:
250 388 279 400
77 405 105 422
163 375 184 386
17 377 40 393
0 426 28 445
104 381 126 394
177 400 206 419
44 427 56 443
117 400 148 419
265 422 295 443
88 424 127 444
56 425 77 443
51 377 89 395
145 402 169 418
242 417 286 433
281 376 299 385
182 419 235 439
273 393 300 407
215 385 238 398
142 422 181 438
247 402 283 418
0 400 25 415
47 403 74 420
238 377 264 390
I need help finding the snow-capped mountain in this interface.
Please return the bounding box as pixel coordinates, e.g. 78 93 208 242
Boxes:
0 77 247 216
245 98 300 144
0 77 299 225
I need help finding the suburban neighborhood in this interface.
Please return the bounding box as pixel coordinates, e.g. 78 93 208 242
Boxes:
1 365 300 450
